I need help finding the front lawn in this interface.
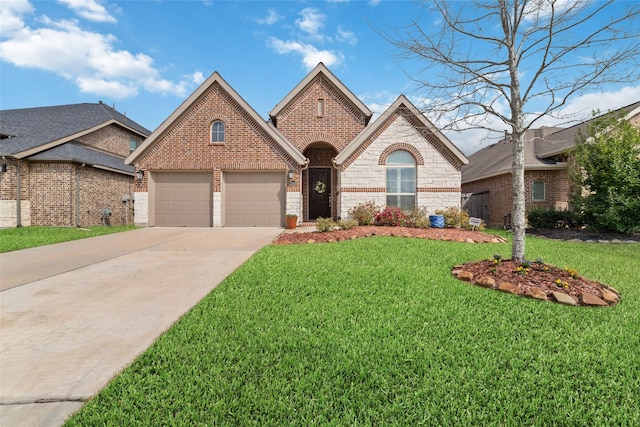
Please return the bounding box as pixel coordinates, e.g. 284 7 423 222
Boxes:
67 234 640 426
0 225 136 253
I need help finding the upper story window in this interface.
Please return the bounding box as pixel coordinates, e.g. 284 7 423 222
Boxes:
317 99 325 117
532 180 545 201
211 121 225 144
130 137 140 153
386 150 416 210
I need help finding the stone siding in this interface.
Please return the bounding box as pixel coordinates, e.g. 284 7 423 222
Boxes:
340 116 462 217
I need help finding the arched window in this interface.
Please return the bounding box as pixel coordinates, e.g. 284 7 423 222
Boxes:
211 121 225 144
386 150 416 210
532 180 545 201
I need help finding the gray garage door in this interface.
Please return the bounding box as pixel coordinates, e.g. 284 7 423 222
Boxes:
224 172 284 227
154 172 212 227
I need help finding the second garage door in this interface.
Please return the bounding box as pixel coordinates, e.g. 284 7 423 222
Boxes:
224 172 284 227
154 172 212 227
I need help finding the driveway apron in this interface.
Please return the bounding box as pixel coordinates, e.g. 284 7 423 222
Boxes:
0 227 282 427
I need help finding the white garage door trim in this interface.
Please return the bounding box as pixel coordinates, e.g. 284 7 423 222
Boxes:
223 172 285 227
152 172 212 227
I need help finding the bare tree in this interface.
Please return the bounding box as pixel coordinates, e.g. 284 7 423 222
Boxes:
383 0 640 261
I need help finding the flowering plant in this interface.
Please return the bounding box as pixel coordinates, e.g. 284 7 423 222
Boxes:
375 206 408 226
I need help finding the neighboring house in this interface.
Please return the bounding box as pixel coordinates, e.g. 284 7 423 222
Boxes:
0 102 151 227
461 101 640 228
127 63 468 227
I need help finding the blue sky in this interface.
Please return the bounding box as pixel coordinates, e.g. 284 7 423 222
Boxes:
1 0 639 155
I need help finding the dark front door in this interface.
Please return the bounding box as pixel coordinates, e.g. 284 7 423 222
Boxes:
308 168 331 220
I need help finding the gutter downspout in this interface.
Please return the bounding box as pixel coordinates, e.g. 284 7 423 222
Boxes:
76 163 85 227
16 161 22 228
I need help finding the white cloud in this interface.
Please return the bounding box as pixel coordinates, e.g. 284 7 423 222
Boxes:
256 8 282 26
268 37 342 70
0 6 198 99
296 7 326 41
0 0 33 34
336 26 357 45
191 71 205 85
57 0 116 23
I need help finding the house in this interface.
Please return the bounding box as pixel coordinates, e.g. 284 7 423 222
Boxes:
461 101 640 228
0 102 151 227
127 63 468 227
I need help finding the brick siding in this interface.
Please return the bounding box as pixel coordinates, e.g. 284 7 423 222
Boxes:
136 81 299 191
461 169 570 228
0 125 138 226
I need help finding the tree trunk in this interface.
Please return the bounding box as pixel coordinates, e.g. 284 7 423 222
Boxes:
511 130 526 261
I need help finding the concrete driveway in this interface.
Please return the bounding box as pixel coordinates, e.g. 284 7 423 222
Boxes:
0 227 282 427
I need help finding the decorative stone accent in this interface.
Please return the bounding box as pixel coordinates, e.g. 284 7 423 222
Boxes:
601 288 619 304
450 259 619 307
306 239 316 244
498 281 520 294
580 293 608 306
476 276 496 288
605 285 621 296
466 238 475 243
525 288 548 300
456 271 474 282
552 292 577 306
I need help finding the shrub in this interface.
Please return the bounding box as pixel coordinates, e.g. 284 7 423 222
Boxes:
336 219 359 230
315 217 337 232
526 207 580 230
375 206 407 227
405 207 430 228
435 207 480 230
348 201 380 226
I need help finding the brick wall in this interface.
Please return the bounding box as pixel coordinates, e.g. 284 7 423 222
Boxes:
136 81 298 188
78 124 139 157
274 76 366 152
27 162 133 226
462 169 571 228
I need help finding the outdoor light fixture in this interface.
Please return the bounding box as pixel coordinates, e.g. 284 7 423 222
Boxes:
136 170 144 180
287 169 294 179
0 164 6 173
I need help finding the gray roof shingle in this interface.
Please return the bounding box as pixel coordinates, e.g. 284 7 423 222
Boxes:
0 102 150 156
462 101 640 183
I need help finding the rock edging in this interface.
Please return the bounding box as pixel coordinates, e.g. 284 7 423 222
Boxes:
451 261 620 307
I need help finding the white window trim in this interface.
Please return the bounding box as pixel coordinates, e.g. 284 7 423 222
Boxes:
211 120 225 145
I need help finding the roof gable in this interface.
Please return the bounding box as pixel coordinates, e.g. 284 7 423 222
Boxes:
127 72 306 165
0 103 150 158
335 95 468 168
268 62 372 126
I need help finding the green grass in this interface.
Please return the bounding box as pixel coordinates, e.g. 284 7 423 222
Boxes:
66 234 639 426
0 225 136 253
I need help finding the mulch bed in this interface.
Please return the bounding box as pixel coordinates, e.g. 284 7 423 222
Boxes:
272 226 506 245
452 258 620 307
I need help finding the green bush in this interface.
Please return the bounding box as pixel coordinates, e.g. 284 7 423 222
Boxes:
405 207 430 228
336 219 359 230
571 114 640 233
316 217 337 232
435 207 484 230
348 201 380 225
526 207 580 230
